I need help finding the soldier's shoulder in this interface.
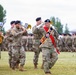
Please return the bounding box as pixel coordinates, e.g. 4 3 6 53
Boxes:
32 25 36 29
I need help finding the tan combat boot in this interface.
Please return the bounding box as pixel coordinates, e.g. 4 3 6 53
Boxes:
45 72 51 75
34 64 37 69
15 63 19 69
19 65 25 71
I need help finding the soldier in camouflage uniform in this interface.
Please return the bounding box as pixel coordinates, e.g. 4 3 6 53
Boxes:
10 20 26 71
39 19 59 74
65 34 72 52
32 17 43 69
21 29 28 51
72 34 76 52
60 34 66 52
27 35 33 51
5 21 15 68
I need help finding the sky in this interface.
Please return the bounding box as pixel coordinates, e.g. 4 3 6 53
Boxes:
0 0 76 31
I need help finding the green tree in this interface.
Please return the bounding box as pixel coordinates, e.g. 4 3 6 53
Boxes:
0 4 6 23
50 16 63 34
0 4 6 35
64 24 69 34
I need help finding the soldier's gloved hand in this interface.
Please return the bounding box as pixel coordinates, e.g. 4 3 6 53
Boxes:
45 32 50 38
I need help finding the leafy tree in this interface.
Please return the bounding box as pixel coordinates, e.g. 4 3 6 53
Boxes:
50 16 63 34
0 4 6 35
64 24 69 34
0 4 6 23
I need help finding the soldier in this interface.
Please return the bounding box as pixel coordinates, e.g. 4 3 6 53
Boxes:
10 20 26 71
57 37 63 52
39 19 59 74
65 34 72 52
0 22 4 59
6 21 15 68
21 30 28 51
60 34 66 52
72 34 76 52
32 17 43 69
27 34 33 51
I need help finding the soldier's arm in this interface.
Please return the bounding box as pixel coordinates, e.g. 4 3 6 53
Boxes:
53 29 59 40
11 29 25 37
32 26 39 34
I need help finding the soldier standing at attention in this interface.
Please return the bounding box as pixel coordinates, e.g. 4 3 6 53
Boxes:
72 34 76 52
11 20 26 71
65 34 72 52
39 19 59 74
32 17 44 69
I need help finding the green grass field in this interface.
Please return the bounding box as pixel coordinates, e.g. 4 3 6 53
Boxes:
0 51 76 75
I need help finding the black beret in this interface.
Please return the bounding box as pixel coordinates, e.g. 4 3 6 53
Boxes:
36 17 41 21
15 20 21 25
44 19 50 23
10 21 15 25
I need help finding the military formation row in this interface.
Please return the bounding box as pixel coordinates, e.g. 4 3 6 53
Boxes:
3 34 76 52
57 34 76 52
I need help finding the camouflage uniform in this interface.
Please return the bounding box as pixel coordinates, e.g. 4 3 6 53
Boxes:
21 36 28 51
57 38 62 52
10 27 26 70
72 35 76 52
21 31 28 51
65 35 72 52
5 29 14 68
27 35 33 51
32 24 43 68
60 36 66 52
39 25 59 73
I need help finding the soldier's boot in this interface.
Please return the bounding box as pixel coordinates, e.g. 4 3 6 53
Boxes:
9 63 11 68
11 66 15 70
45 72 51 75
34 64 37 69
19 65 25 71
15 63 19 69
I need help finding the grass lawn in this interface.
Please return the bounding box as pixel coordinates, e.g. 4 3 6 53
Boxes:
0 51 76 75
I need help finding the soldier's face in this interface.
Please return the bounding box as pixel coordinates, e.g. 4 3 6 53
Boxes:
11 23 15 28
36 20 42 25
16 23 21 28
45 22 50 27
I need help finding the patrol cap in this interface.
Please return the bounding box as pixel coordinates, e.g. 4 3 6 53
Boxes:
10 21 15 25
15 20 21 25
44 19 50 23
36 17 41 21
